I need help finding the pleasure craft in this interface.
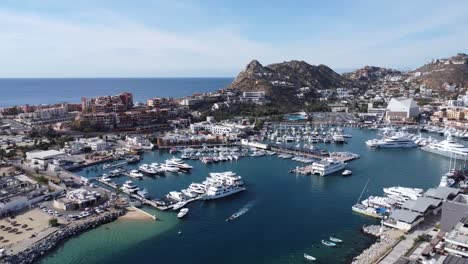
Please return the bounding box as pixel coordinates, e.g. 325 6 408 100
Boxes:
166 158 193 170
122 180 139 194
202 184 246 200
329 236 343 243
160 164 180 173
383 186 423 201
188 183 206 194
168 191 185 201
181 189 198 198
172 201 188 210
421 134 468 160
128 170 144 179
341 170 352 176
311 158 346 176
137 188 150 199
139 164 159 175
366 133 417 148
351 203 382 218
304 253 316 261
177 208 189 218
321 240 336 247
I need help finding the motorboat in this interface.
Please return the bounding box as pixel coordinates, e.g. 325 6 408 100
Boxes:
321 240 336 247
304 253 316 261
329 236 342 243
122 180 139 194
421 134 468 160
128 170 143 179
366 133 417 148
137 188 150 199
177 208 189 218
311 158 346 176
341 170 352 176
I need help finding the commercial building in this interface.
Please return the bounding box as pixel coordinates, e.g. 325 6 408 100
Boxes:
385 97 419 122
384 209 425 231
444 217 468 257
240 91 266 105
26 150 65 170
442 194 468 232
53 188 102 211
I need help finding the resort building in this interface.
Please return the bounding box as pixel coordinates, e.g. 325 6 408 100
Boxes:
239 91 266 105
125 135 154 150
385 97 419 122
53 188 102 211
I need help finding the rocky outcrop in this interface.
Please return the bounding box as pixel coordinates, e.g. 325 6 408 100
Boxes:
1 209 125 264
411 53 468 90
229 59 356 92
344 66 402 82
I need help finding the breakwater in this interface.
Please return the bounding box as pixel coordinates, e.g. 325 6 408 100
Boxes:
1 209 125 264
351 225 401 264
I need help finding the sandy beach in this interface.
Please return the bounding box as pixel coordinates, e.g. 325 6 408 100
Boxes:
119 207 156 221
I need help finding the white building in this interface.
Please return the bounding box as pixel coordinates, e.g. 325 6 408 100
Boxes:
126 135 154 150
240 91 266 105
385 97 419 122
26 150 65 170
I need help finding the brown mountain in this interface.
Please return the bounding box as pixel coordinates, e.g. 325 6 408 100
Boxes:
229 60 355 92
411 53 468 90
344 66 401 82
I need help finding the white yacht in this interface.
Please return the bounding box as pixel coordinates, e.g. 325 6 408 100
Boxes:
168 191 185 201
311 158 346 176
188 183 206 194
160 164 180 173
128 170 144 179
139 164 159 175
332 128 345 143
137 188 150 199
383 186 423 201
202 172 246 200
122 180 139 194
421 134 468 160
366 133 417 148
166 158 193 170
202 184 246 200
361 196 398 209
177 208 189 218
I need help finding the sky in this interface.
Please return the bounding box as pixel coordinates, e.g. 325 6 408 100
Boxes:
0 0 467 77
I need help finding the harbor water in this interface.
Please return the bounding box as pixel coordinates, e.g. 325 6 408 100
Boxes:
40 128 453 264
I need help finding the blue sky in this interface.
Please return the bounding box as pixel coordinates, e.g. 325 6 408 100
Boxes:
0 0 467 77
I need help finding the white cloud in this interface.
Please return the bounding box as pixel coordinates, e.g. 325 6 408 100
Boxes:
0 10 277 77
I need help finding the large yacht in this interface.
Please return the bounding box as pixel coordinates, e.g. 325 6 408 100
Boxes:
383 186 423 201
166 158 193 170
332 128 345 144
421 134 468 160
202 172 246 200
122 180 139 194
366 133 417 148
311 158 346 176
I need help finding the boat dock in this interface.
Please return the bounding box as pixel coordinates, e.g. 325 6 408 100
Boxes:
292 152 360 175
271 145 359 162
129 206 157 220
95 178 201 211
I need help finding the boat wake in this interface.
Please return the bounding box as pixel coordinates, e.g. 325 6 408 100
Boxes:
226 201 255 222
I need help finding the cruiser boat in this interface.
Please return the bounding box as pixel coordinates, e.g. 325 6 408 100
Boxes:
351 203 382 218
421 134 468 160
332 128 345 143
168 191 185 201
172 201 188 210
329 236 343 243
128 170 143 179
366 133 417 148
311 158 346 176
137 188 150 199
166 158 193 170
321 240 336 247
202 172 246 200
139 164 159 175
341 170 352 176
177 208 189 218
160 164 180 173
181 188 198 198
383 186 423 201
361 196 397 209
122 180 139 194
188 183 206 194
303 253 316 261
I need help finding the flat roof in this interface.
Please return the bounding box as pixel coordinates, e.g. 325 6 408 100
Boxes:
26 150 65 160
389 209 422 223
425 187 461 200
444 254 468 264
402 197 442 213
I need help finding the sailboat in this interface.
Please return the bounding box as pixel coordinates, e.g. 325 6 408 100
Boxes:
351 178 381 218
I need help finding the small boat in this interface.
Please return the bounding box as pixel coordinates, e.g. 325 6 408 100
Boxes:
304 253 316 261
321 240 336 247
177 208 189 218
329 236 343 243
342 170 352 176
178 230 182 235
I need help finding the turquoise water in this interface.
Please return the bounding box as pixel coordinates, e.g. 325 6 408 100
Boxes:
40 128 452 264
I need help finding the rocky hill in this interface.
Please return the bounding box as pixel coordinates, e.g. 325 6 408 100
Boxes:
229 60 355 92
411 53 468 89
344 66 401 82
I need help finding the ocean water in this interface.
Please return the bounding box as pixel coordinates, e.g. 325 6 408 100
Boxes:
40 128 453 264
0 78 233 107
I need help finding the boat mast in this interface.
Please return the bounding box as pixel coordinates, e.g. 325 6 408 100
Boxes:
356 178 370 204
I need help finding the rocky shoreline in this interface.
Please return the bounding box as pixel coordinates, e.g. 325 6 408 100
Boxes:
0 209 125 264
351 225 400 264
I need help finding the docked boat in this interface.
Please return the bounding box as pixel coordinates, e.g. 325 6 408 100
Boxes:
321 240 336 247
311 158 346 176
168 191 185 202
383 186 423 201
304 253 316 261
172 201 188 210
128 170 144 179
139 164 159 175
166 158 193 170
137 188 150 199
332 128 345 143
122 180 139 194
177 208 189 218
160 163 180 173
421 134 468 160
366 133 417 148
202 172 246 200
341 170 352 176
329 236 343 243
